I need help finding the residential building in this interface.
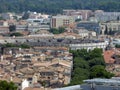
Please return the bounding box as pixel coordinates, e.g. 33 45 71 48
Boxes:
1 13 14 20
0 47 73 89
16 25 28 32
0 20 9 33
112 39 120 45
73 28 96 38
95 11 120 22
100 21 120 35
29 12 49 19
27 18 50 32
63 9 93 20
27 24 50 32
0 20 9 26
77 21 101 34
51 15 75 28
69 40 108 51
0 27 9 33
15 20 28 32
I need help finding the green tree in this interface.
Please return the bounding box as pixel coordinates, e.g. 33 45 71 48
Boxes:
89 48 103 59
20 44 30 48
90 65 114 78
115 44 120 48
109 29 112 35
49 27 65 34
70 48 114 85
71 68 89 85
10 32 23 37
58 27 65 33
74 57 89 69
75 19 81 22
9 25 16 32
22 11 30 20
104 25 108 35
0 80 17 90
2 43 30 49
3 43 16 47
0 0 120 14
88 57 105 67
117 16 120 21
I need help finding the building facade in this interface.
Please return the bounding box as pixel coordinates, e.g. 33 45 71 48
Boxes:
70 41 108 51
51 15 75 28
77 21 101 34
95 11 120 22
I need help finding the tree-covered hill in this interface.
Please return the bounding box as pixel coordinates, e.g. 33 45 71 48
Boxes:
0 0 120 14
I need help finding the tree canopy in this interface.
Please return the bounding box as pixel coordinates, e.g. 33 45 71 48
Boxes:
0 80 17 90
90 65 114 78
49 27 65 34
3 43 30 49
10 32 23 37
0 0 120 14
69 48 114 85
9 25 16 32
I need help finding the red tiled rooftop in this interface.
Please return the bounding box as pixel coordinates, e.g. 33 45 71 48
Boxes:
103 50 115 64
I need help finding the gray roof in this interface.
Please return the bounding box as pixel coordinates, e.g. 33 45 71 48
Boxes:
54 85 82 90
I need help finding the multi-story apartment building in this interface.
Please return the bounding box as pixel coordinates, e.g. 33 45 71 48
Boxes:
100 21 120 35
95 11 120 22
1 13 14 20
51 15 75 28
0 20 9 33
63 9 93 20
77 21 101 34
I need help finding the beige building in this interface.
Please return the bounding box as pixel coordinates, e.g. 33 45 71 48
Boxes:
63 9 93 20
100 21 120 35
51 15 75 28
73 28 96 38
0 20 9 33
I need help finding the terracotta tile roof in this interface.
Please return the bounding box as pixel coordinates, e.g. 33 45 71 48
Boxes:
24 87 52 90
103 50 115 64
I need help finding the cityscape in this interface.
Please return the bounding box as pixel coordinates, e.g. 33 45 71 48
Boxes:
0 1 120 90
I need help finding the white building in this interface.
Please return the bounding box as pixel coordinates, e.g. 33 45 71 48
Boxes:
70 41 108 51
95 11 120 22
21 79 29 90
112 38 120 45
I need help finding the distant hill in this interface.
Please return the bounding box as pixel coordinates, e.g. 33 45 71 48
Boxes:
0 0 120 14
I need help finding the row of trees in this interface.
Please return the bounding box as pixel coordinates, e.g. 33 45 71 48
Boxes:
115 44 120 48
49 27 65 34
69 48 114 85
104 26 118 35
0 0 120 14
9 32 23 37
2 43 30 49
